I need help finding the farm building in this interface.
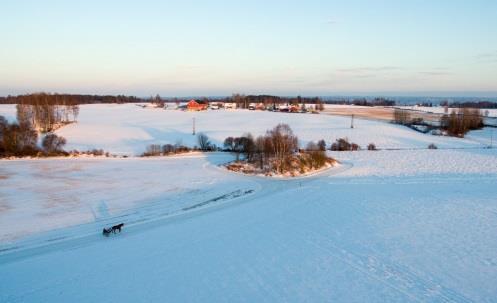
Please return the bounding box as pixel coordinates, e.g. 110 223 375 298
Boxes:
224 102 237 109
186 99 208 111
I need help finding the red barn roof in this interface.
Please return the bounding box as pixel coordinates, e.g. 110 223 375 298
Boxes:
186 99 208 111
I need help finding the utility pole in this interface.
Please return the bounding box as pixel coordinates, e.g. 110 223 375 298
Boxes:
351 114 354 129
192 117 196 135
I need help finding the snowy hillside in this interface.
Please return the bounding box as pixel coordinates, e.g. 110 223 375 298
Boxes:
1 148 497 302
50 104 491 154
1 104 497 302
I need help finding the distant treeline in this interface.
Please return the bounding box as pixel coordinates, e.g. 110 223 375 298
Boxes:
440 100 497 109
325 97 396 106
160 94 326 109
4 93 497 109
229 94 324 108
0 93 142 105
1 93 398 107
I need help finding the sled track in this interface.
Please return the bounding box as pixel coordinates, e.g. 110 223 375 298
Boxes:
0 159 354 263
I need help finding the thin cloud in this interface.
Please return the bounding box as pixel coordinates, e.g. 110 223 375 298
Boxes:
325 18 338 25
418 71 452 76
176 65 203 70
475 51 497 62
337 66 403 73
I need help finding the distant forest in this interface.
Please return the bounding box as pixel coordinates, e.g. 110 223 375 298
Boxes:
439 100 497 109
0 93 390 107
2 93 497 109
0 93 141 105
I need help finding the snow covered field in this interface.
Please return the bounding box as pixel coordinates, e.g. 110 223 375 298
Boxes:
1 104 497 302
398 105 497 117
0 153 257 243
0 104 488 155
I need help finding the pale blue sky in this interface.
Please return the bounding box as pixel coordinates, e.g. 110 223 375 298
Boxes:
1 0 496 96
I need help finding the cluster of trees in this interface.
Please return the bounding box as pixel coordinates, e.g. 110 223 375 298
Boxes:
70 149 107 156
440 108 483 137
197 133 218 151
327 97 396 107
142 142 191 156
150 94 165 108
3 93 81 133
223 124 331 173
16 103 79 133
303 141 330 168
224 124 298 168
440 100 497 109
330 138 360 151
393 108 412 125
0 115 67 157
230 94 325 110
0 93 141 104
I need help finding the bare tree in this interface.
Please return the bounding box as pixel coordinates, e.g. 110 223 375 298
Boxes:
42 133 67 154
441 108 483 137
267 124 298 160
317 139 326 151
197 133 211 151
144 144 162 156
393 108 411 125
223 137 235 151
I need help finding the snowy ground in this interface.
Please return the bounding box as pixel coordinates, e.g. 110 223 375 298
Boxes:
1 148 497 302
0 104 488 155
398 105 497 117
0 153 258 243
1 104 497 302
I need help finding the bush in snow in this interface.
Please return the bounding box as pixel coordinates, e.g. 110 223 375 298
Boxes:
367 143 377 151
428 143 438 149
330 138 359 151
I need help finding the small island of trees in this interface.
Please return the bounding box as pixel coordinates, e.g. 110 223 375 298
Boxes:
224 124 336 177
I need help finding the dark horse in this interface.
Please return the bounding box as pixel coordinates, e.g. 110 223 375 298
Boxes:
102 223 124 236
111 223 124 233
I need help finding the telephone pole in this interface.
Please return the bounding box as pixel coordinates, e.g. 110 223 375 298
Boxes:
351 114 354 129
192 117 196 135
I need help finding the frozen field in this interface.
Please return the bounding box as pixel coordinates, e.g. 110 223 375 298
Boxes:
0 153 257 243
0 104 488 155
398 105 497 117
1 104 497 302
1 148 497 302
